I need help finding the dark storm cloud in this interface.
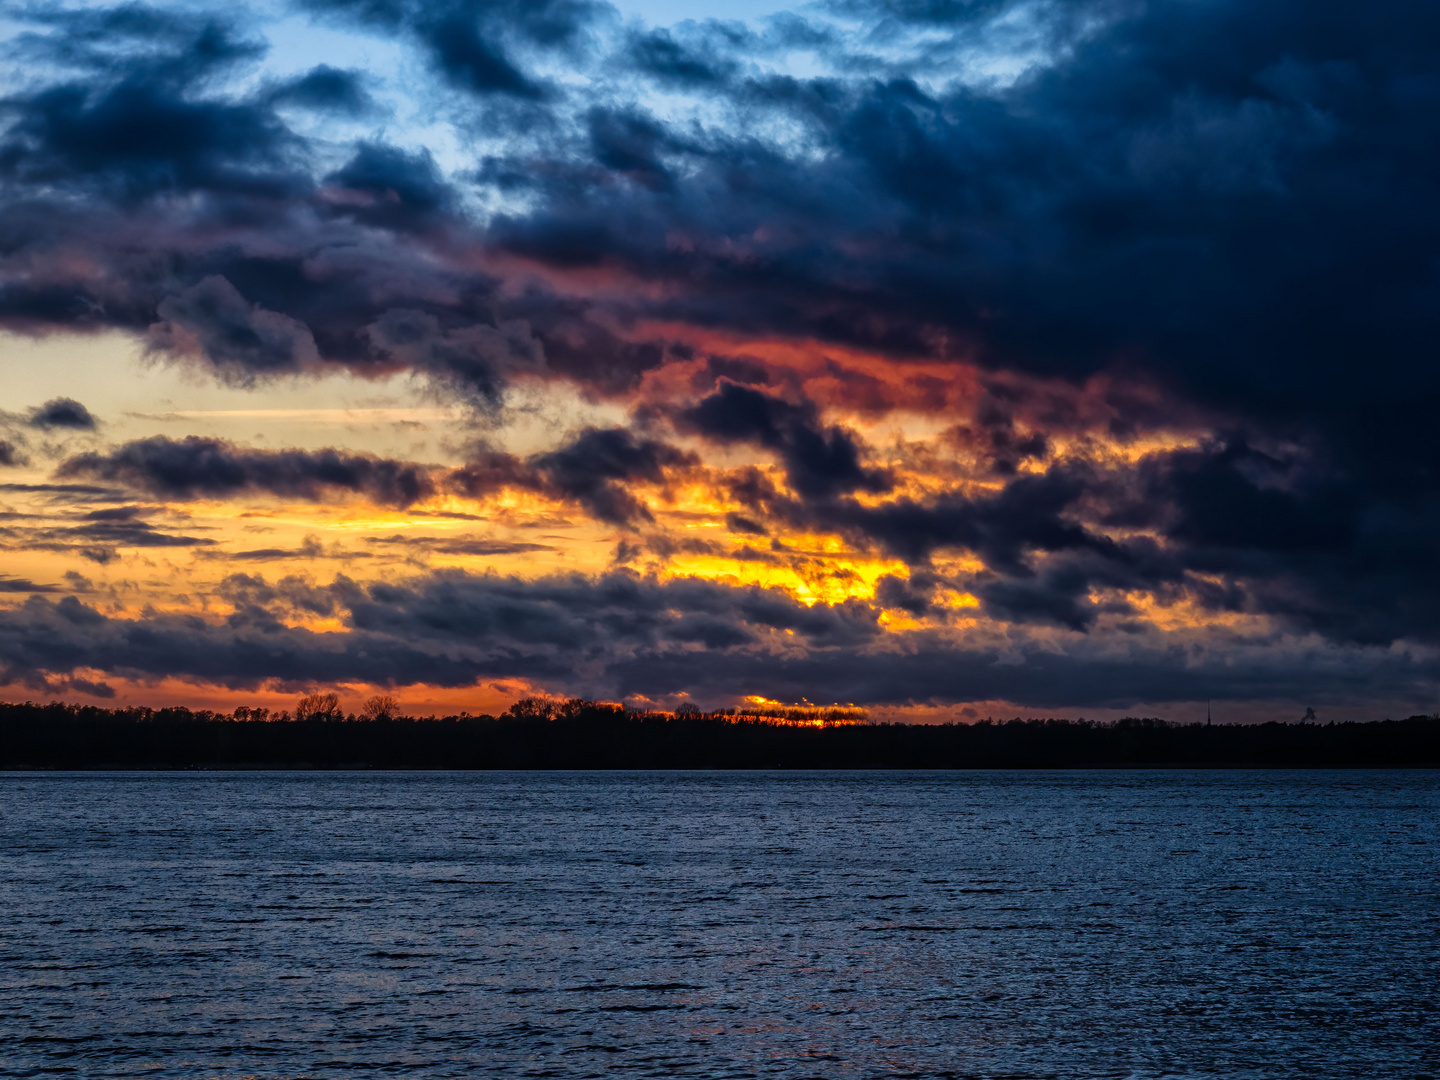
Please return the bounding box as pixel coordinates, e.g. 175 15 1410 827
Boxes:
7 2 265 70
0 3 673 398
530 427 695 525
322 144 454 231
59 436 438 507
0 13 297 200
63 516 216 551
474 0 1440 515
0 569 878 692
2 506 220 564
54 428 693 527
0 590 484 689
430 424 696 527
679 382 891 500
2 567 1435 710
421 10 545 98
0 482 127 502
268 65 374 115
725 512 767 536
445 448 543 499
809 465 1104 569
0 576 61 594
332 568 878 651
150 277 319 378
624 26 741 89
1134 439 1440 647
4 0 1438 421
301 0 606 99
27 398 97 430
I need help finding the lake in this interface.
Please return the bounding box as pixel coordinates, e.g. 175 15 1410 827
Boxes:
1 771 1436 1077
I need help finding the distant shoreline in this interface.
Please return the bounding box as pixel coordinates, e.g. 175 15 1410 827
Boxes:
3 700 1437 769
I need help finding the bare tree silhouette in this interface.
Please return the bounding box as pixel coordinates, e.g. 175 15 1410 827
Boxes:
361 695 400 721
296 691 342 721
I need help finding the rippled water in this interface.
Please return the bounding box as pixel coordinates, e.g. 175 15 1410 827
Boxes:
1 771 1436 1078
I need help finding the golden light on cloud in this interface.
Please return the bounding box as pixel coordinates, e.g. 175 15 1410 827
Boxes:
664 548 908 606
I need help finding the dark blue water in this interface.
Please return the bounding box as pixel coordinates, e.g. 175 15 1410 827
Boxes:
1 771 1436 1078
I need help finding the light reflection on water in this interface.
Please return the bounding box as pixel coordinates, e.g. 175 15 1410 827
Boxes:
1 770 1437 1077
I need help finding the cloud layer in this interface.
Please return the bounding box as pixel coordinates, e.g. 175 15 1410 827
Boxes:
3 567 1431 713
3 0 1440 713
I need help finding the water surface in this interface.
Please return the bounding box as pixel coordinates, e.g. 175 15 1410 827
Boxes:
2 770 1436 1077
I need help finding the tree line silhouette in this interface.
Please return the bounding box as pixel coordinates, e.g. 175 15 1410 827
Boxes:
1 697 1438 768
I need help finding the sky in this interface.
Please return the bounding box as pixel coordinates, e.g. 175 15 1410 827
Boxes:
1 0 1439 721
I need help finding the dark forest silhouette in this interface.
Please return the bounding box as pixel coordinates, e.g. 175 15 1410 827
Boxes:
1 697 1438 768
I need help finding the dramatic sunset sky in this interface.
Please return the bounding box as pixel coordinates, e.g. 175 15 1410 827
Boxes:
1 0 1437 720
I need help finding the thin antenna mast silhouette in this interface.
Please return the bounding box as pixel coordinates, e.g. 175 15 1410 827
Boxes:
1207 700 1212 727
